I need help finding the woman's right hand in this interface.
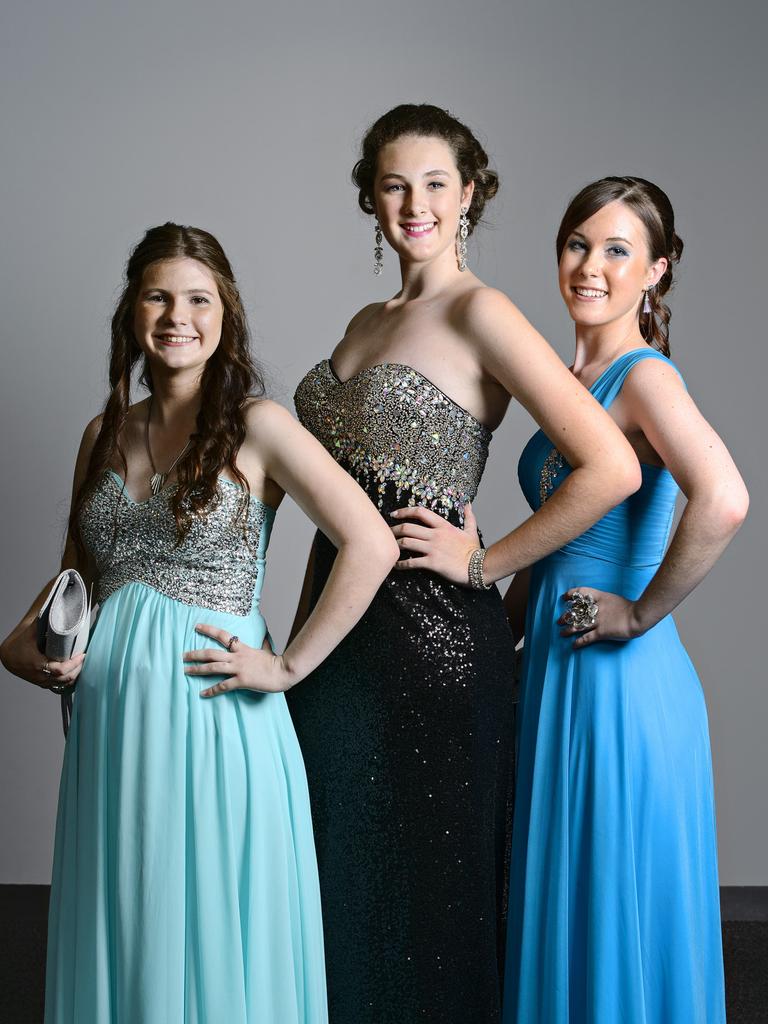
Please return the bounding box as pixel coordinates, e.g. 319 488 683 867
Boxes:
0 621 85 690
0 418 98 693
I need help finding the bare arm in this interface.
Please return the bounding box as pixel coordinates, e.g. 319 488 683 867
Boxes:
287 537 317 645
474 291 641 579
561 360 749 646
0 417 100 688
392 290 641 584
186 403 399 694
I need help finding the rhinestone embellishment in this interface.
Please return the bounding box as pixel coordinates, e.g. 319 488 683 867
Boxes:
539 447 566 505
80 474 269 616
295 361 491 524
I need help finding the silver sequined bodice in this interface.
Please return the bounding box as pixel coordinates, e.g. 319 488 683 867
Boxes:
294 360 492 523
80 471 271 616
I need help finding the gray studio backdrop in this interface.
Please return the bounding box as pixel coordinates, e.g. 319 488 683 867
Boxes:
1 0 765 885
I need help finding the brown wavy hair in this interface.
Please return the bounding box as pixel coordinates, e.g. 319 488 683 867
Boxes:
69 222 264 553
555 176 684 356
352 103 499 235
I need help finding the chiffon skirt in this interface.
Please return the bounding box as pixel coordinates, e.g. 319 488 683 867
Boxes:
504 552 726 1023
45 581 328 1023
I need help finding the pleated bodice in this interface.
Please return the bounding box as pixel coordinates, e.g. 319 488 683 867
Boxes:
518 349 681 569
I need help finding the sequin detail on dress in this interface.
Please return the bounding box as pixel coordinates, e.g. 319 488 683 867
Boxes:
294 361 491 523
80 472 268 616
538 448 567 505
290 358 517 1023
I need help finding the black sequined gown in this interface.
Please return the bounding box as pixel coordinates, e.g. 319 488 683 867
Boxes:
289 360 517 1023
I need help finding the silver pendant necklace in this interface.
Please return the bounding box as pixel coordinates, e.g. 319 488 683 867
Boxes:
146 398 191 496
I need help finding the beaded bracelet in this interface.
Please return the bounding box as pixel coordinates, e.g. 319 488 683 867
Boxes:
468 547 492 590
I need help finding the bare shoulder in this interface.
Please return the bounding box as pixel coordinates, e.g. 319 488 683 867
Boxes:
244 397 294 428
70 412 106 496
449 286 541 384
77 412 105 462
621 353 688 402
452 285 530 339
622 356 688 391
243 398 298 440
343 301 385 337
81 413 104 445
614 354 695 439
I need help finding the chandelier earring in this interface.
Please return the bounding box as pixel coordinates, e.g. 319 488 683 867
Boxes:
373 219 384 276
456 207 469 272
643 288 652 315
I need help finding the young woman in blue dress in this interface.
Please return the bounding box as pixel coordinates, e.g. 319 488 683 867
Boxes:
0 223 399 1023
406 174 748 1021
502 178 747 1023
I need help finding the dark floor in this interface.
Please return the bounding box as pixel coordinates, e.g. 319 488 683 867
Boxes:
1 886 766 1023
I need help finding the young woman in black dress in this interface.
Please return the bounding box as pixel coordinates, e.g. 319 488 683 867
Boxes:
287 105 641 1023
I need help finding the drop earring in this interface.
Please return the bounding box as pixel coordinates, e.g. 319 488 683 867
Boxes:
457 207 469 272
374 219 384 276
643 288 652 314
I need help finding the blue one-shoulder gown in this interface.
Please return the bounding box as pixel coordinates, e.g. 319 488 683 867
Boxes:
504 349 726 1023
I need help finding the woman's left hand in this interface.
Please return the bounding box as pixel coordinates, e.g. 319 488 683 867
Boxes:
390 502 480 586
183 625 296 696
558 588 643 648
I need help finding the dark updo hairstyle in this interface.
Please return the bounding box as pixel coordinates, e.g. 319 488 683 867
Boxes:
69 222 265 553
555 176 683 357
352 103 499 235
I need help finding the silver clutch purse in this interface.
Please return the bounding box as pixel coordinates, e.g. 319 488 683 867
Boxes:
37 569 95 735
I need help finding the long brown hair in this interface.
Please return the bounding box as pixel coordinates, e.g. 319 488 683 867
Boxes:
555 176 683 356
69 222 264 553
351 103 499 235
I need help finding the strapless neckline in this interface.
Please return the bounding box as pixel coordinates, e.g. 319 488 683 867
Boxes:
322 358 493 438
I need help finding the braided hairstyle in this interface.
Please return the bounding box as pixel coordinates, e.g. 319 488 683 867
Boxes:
556 176 684 356
352 103 499 235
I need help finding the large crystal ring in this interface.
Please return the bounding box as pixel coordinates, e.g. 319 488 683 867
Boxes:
226 635 240 653
564 592 598 631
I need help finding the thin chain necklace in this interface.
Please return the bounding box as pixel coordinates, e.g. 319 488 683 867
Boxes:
145 397 191 496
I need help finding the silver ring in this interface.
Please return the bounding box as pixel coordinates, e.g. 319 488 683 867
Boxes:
41 662 52 676
564 592 598 631
226 635 240 653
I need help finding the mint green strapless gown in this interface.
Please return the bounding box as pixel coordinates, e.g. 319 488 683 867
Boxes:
44 471 327 1023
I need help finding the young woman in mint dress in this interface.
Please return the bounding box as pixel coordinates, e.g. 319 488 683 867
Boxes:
497 178 747 1022
0 223 398 1023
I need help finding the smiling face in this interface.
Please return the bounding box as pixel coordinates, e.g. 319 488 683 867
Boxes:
133 257 224 374
373 134 474 268
558 200 667 333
